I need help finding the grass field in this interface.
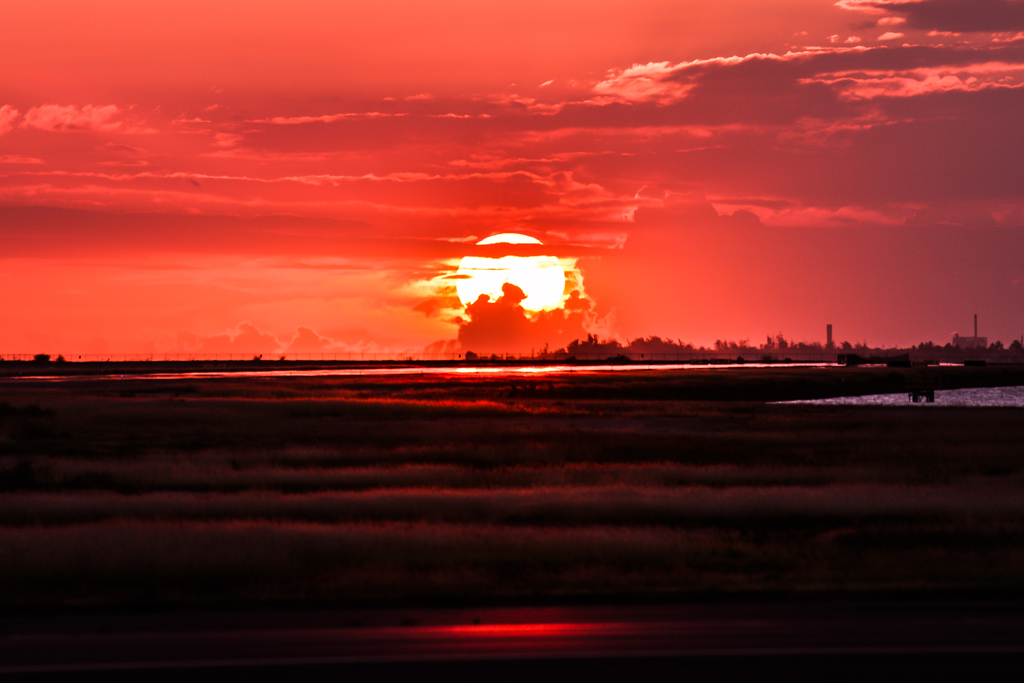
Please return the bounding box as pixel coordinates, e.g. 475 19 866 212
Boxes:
1 366 1023 611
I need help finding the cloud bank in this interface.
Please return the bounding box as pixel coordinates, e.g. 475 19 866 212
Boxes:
455 284 592 355
839 0 1024 33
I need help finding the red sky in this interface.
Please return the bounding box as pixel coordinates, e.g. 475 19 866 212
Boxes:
2 0 1023 355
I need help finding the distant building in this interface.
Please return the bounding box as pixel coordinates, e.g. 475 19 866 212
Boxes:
826 324 833 348
953 334 987 349
953 314 988 349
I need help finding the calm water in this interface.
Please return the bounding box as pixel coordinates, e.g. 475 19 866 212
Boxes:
12 362 830 382
10 367 1023 406
787 385 1024 407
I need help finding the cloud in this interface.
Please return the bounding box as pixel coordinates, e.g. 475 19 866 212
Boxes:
0 155 42 164
904 202 999 226
808 61 1024 99
632 192 766 231
1 44 1022 269
1 41 1020 232
584 48 877 111
175 323 378 356
252 112 406 124
99 142 147 155
877 31 906 40
22 104 122 132
285 326 341 353
591 62 697 104
177 323 283 355
838 0 1024 33
0 105 19 135
456 283 592 354
835 0 890 14
213 132 242 148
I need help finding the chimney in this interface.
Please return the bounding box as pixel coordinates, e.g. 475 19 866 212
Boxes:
826 324 833 347
974 314 978 338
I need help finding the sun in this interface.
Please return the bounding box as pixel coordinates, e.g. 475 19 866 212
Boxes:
455 233 566 312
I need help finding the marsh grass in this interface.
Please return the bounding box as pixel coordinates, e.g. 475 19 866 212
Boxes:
1 368 1023 609
1 483 1023 527
2 520 1022 608
0 458 921 494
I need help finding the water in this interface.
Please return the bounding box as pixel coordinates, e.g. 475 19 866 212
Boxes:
9 362 831 382
787 385 1024 407
10 366 1022 406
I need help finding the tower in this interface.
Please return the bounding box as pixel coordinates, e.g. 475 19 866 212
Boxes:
953 314 987 348
826 324 833 347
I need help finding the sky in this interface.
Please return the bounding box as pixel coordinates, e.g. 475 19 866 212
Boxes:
2 0 1023 355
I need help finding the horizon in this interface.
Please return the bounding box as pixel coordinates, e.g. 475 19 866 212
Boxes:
5 327 1022 361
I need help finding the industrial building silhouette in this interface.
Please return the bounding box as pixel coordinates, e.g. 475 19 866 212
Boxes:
952 314 987 349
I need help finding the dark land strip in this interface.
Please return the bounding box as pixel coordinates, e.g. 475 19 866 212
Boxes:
1 368 1023 677
2 603 1024 681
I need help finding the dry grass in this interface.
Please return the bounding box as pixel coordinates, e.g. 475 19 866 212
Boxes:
2 520 1023 608
1 483 1023 527
0 368 1023 610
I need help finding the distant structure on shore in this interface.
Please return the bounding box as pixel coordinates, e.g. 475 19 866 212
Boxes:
826 324 833 348
953 314 988 349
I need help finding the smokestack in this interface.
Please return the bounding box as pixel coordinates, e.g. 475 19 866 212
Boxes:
826 324 833 347
974 314 978 338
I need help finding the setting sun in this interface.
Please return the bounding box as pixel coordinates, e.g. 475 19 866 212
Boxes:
455 234 566 312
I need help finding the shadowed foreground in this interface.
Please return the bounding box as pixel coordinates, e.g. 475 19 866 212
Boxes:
3 602 1024 681
1 366 1023 610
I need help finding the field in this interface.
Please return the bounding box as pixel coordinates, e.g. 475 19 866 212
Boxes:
1 365 1024 612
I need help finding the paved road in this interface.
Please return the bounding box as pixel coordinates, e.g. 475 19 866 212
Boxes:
2 602 1023 680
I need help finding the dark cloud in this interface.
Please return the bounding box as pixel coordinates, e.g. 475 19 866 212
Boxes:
866 0 1024 33
456 283 591 355
631 192 765 231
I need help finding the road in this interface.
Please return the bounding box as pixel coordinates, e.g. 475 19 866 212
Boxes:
2 602 1023 680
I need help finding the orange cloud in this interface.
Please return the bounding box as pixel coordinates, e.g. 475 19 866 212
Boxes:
0 105 19 135
0 155 42 164
22 104 122 132
255 112 407 124
456 284 593 355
